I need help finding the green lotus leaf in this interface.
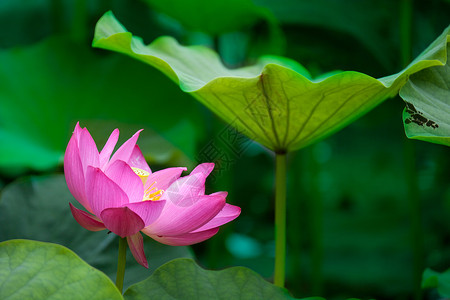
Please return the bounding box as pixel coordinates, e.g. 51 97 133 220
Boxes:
0 239 122 300
422 268 450 297
399 40 450 146
93 12 449 152
123 258 310 300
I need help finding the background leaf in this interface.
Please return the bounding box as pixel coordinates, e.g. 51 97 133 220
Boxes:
422 268 450 297
0 239 123 300
0 36 203 175
0 175 194 290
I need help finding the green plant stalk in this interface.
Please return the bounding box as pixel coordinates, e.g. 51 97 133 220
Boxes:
274 152 287 287
404 140 424 300
400 1 423 299
116 237 127 294
400 0 413 68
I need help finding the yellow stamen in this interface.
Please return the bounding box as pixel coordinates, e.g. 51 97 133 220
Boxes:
131 167 149 185
132 167 164 201
143 181 164 201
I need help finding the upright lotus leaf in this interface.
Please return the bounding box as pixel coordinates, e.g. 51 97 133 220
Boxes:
422 268 450 297
93 12 450 152
399 41 450 146
0 239 122 300
123 258 315 300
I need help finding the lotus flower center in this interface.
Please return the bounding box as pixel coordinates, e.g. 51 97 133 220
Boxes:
131 167 150 185
143 181 164 201
132 167 164 201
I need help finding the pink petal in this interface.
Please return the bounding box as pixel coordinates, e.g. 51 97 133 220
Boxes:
78 128 100 173
124 200 166 227
149 228 219 246
99 128 119 169
105 160 143 203
69 203 106 231
100 206 144 237
64 130 92 212
127 233 148 268
192 202 240 233
74 122 82 140
85 166 130 217
109 130 143 167
128 145 151 174
142 193 226 237
144 167 187 191
162 163 214 206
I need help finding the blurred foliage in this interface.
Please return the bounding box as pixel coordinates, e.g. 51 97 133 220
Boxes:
0 0 449 300
422 267 450 298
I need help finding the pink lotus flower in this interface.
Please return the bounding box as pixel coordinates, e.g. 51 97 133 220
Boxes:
64 123 240 268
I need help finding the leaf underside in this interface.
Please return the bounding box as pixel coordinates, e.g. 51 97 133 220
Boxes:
93 12 450 152
399 39 450 147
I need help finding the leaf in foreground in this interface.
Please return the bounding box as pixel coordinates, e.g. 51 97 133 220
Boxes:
399 40 450 146
93 12 449 152
124 258 314 300
0 239 122 300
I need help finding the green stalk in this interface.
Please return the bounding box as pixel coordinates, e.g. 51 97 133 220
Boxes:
116 237 127 294
400 0 413 68
274 152 287 287
404 141 423 300
400 1 423 299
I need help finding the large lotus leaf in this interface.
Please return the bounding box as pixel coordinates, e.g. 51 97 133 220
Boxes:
141 0 274 36
422 268 450 297
123 258 313 300
0 36 202 174
0 239 122 300
93 12 450 152
0 175 194 290
399 41 450 146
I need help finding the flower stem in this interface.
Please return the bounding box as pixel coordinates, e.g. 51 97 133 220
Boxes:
274 152 287 287
116 237 127 294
